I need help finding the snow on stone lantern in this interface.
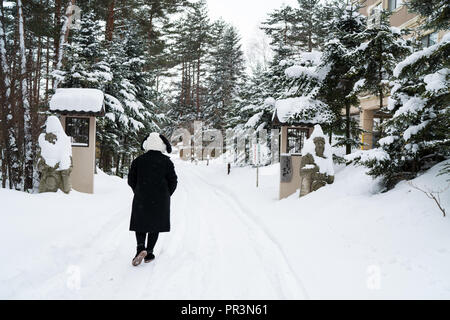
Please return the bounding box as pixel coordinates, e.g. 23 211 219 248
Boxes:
299 124 334 198
49 88 105 194
38 116 73 193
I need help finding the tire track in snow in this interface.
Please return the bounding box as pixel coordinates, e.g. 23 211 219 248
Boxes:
179 165 285 299
142 162 286 299
141 166 227 299
187 166 309 299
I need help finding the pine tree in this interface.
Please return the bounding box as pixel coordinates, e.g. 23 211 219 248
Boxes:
352 10 412 120
205 23 245 130
54 10 112 89
168 0 211 126
260 4 299 100
352 0 450 189
261 4 298 55
407 0 449 31
292 0 325 52
98 26 159 175
317 3 367 154
284 3 367 152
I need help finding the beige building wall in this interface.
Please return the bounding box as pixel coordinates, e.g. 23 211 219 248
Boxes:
60 115 96 194
359 95 389 149
359 0 418 27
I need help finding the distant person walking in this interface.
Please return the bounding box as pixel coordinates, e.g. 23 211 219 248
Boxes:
128 133 178 266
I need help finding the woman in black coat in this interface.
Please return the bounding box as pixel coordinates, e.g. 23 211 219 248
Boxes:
128 132 178 266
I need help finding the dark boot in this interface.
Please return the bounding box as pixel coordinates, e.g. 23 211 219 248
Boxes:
132 245 147 267
144 250 155 263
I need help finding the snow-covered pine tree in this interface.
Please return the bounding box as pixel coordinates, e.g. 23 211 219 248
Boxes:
351 10 412 128
261 4 298 55
204 22 245 131
315 2 367 154
352 1 450 189
282 3 367 151
168 1 211 127
99 26 159 176
228 65 268 130
53 10 112 89
260 4 299 100
291 0 325 52
407 0 449 32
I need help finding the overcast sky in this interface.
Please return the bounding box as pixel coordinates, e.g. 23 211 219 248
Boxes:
206 0 299 52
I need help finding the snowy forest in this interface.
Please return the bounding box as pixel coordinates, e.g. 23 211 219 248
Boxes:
0 0 448 192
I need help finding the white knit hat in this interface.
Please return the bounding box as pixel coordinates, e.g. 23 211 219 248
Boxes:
142 132 166 153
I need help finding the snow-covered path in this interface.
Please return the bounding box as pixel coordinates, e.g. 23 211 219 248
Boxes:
0 159 307 299
2 158 449 299
140 163 307 299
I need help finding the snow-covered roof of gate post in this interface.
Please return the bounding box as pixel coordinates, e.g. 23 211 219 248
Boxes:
49 88 105 116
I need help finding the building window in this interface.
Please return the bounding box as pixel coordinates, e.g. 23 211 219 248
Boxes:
370 2 382 16
65 117 89 147
388 0 403 11
286 128 309 154
368 2 382 27
420 32 438 48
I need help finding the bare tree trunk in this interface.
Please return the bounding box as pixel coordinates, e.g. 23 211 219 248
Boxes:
18 0 34 190
45 35 49 101
180 61 184 107
53 0 62 84
196 56 200 117
105 0 116 41
345 103 351 155
54 0 76 88
0 3 11 188
64 0 77 42
190 62 196 107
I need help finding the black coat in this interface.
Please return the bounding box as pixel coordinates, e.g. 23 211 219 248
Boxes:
128 151 178 233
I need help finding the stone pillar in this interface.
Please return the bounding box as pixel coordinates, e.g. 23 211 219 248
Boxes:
280 126 288 154
360 109 374 150
60 115 96 194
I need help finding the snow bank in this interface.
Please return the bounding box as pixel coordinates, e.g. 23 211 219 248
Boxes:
38 116 72 170
196 160 450 299
50 88 104 113
0 170 134 299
